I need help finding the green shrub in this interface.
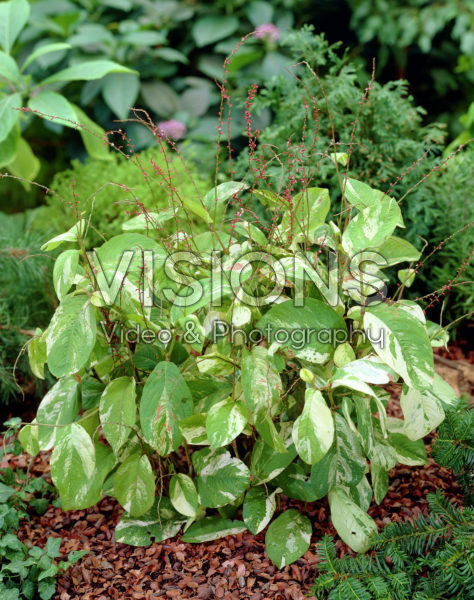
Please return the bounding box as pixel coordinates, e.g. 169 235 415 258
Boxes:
311 491 474 600
33 144 212 247
19 159 458 568
0 210 55 405
233 28 472 325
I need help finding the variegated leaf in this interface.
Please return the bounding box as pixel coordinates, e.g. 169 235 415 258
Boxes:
265 509 312 568
292 389 334 465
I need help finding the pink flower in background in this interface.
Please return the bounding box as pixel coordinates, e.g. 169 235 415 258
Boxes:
254 23 280 42
157 119 187 140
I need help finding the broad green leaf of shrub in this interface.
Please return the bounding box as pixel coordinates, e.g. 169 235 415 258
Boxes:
258 298 347 364
329 487 377 552
243 487 278 535
50 424 96 509
386 419 428 465
41 219 87 251
364 302 434 390
344 178 385 210
28 91 77 129
378 236 421 266
310 413 367 498
206 398 247 448
400 385 446 441
5 136 40 183
99 377 136 454
70 103 111 160
342 196 403 254
280 187 330 238
179 414 209 445
0 50 20 82
181 516 246 543
265 509 312 568
202 181 249 210
250 438 297 485
0 93 22 143
275 463 319 502
40 60 137 85
115 498 186 546
0 0 30 54
193 447 250 508
45 295 97 377
192 16 239 48
371 461 389 505
21 42 72 71
0 122 19 167
292 389 334 465
53 249 80 301
169 474 199 517
36 376 79 450
28 333 47 380
114 453 155 517
140 361 192 455
102 72 140 119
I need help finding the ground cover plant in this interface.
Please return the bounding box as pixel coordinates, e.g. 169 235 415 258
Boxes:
16 88 463 569
1 419 86 599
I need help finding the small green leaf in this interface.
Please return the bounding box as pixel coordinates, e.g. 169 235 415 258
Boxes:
41 219 87 251
0 50 20 82
28 333 47 379
192 16 239 47
265 509 312 568
99 377 136 454
53 249 79 300
28 91 78 128
292 389 334 465
206 398 247 448
114 453 155 517
181 516 246 542
169 473 199 517
40 60 137 85
0 0 30 54
21 42 72 71
328 487 377 553
102 72 140 119
36 376 79 450
0 93 21 143
243 486 278 535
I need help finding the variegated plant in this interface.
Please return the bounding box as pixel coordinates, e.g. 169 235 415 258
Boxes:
20 175 456 568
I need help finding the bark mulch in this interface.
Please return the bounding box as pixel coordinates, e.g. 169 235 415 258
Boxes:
3 418 463 600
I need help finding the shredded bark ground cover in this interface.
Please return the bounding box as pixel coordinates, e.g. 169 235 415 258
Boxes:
3 345 472 600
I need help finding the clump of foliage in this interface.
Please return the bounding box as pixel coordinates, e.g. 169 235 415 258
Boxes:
18 118 460 568
1 419 86 600
311 491 473 599
35 143 211 246
234 28 472 325
0 210 55 405
432 398 473 504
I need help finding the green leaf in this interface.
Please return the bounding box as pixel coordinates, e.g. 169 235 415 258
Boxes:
328 487 377 552
310 413 367 497
275 463 318 502
140 361 192 455
386 420 428 465
53 249 79 300
400 385 445 441
0 481 15 502
28 333 47 379
41 219 86 251
102 72 139 119
250 438 297 485
18 421 40 456
36 376 79 450
364 301 434 390
114 453 155 516
70 103 111 160
344 178 385 210
243 486 278 535
0 0 30 54
99 377 136 453
292 389 334 465
179 414 209 445
122 209 176 231
0 93 21 143
169 473 199 517
241 346 282 414
203 181 249 210
28 91 77 128
371 461 388 505
0 121 19 167
280 187 330 239
258 298 347 364
193 447 250 508
46 295 97 378
332 357 397 385
377 236 421 266
21 42 72 71
333 342 356 367
342 196 403 254
6 136 40 183
265 509 312 568
50 424 96 509
0 50 20 82
115 497 186 546
181 516 246 542
192 16 239 47
40 60 137 85
206 398 247 448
